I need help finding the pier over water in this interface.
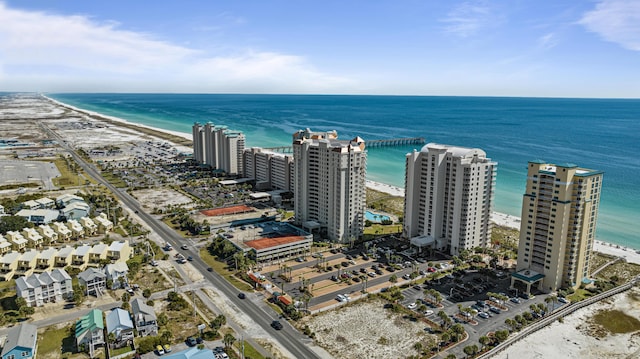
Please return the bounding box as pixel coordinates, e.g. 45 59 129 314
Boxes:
264 137 426 153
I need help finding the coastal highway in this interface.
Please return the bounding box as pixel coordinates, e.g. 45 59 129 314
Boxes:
43 124 322 359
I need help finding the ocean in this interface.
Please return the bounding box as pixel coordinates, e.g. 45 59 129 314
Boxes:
46 93 640 249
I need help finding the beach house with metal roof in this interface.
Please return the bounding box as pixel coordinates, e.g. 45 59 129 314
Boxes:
21 228 43 248
0 252 21 281
15 249 38 277
66 219 85 239
53 246 74 268
106 308 134 346
107 241 131 262
35 247 57 273
94 213 113 233
75 309 105 355
88 243 107 266
131 298 158 336
0 235 11 255
78 268 107 297
71 244 91 270
51 222 72 241
0 324 38 359
105 262 129 289
6 231 28 252
56 193 85 208
79 217 98 236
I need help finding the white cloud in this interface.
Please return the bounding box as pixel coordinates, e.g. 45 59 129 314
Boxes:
537 33 558 50
441 1 493 37
0 2 352 92
579 0 640 51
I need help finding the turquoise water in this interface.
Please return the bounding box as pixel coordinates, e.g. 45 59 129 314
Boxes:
365 211 390 223
45 93 640 249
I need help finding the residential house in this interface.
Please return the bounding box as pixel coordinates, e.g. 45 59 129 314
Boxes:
75 309 105 355
79 217 98 236
35 197 55 209
66 220 85 239
6 231 27 252
0 324 38 359
163 347 216 359
94 213 113 233
15 268 73 307
78 268 107 297
104 262 129 289
0 252 21 281
131 298 158 336
21 200 40 210
51 222 72 241
16 209 60 225
21 228 44 248
35 247 57 273
15 250 38 277
54 246 74 268
107 241 131 263
0 235 11 255
56 193 85 208
37 224 58 244
61 202 91 221
71 244 91 271
88 244 107 266
106 308 134 348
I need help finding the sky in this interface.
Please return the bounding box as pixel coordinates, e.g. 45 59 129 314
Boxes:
0 0 639 98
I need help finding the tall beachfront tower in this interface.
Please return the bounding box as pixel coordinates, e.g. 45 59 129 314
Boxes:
243 147 294 191
513 161 603 293
404 143 497 256
192 122 245 176
292 129 367 243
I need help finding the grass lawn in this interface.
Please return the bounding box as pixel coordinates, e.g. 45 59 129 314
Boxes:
199 249 253 291
567 288 594 302
109 345 135 357
50 157 91 188
38 325 98 359
363 224 402 236
233 340 265 359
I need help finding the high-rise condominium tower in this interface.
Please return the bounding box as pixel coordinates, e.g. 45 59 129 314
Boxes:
404 143 497 256
514 161 603 292
192 122 245 176
292 129 366 243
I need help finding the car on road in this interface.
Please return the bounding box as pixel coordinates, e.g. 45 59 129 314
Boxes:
336 294 347 302
402 274 411 280
271 320 283 330
207 267 213 272
238 293 246 299
186 337 197 347
156 345 165 355
181 244 188 250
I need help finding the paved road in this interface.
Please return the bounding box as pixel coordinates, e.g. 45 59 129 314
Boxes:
42 124 324 359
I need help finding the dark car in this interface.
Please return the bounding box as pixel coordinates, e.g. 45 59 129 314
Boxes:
238 293 246 299
271 320 283 330
207 267 213 272
186 337 197 346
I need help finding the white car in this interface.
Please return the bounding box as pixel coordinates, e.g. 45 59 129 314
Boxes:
424 310 434 315
407 302 418 310
558 297 569 304
336 294 347 302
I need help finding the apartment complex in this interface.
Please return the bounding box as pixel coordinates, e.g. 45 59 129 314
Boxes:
15 268 73 307
192 122 245 176
404 143 497 256
243 147 294 191
292 129 367 243
513 161 603 292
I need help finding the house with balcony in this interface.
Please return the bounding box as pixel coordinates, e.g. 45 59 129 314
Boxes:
0 252 21 281
15 250 38 277
15 268 72 307
56 193 85 208
6 231 28 252
16 209 60 225
21 200 40 210
88 244 107 266
35 247 57 273
75 309 105 355
61 202 91 221
66 219 85 239
79 217 98 236
131 298 158 336
51 222 72 241
106 308 134 348
0 324 38 359
105 262 129 289
94 213 113 233
37 224 58 244
35 197 55 209
54 246 74 268
107 241 131 263
0 235 11 255
71 244 91 270
21 228 44 248
78 268 107 297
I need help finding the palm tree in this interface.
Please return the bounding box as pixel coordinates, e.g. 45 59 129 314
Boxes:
479 335 490 350
223 333 236 348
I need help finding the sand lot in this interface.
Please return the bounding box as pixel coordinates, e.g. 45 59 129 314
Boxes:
299 298 438 359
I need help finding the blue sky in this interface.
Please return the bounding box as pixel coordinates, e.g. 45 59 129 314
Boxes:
0 0 639 97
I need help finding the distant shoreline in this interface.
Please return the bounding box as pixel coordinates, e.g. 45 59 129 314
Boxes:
42 94 640 256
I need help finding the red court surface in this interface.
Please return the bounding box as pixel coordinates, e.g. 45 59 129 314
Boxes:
200 205 254 216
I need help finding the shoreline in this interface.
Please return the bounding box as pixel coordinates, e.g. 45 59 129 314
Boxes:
42 95 638 257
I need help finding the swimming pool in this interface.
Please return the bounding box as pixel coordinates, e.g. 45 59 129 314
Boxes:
365 211 390 223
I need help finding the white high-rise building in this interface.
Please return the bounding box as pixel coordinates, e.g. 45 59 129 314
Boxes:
293 129 367 243
404 143 497 256
192 122 245 176
243 147 293 191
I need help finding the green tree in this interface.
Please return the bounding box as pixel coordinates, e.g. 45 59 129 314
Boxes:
479 335 491 350
143 288 152 299
494 330 509 343
223 333 235 348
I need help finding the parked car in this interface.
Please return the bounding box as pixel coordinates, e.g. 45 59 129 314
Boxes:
186 337 197 347
402 274 411 280
181 244 188 250
156 345 165 355
478 311 490 319
336 294 347 302
510 297 522 304
558 297 569 304
407 302 418 310
489 306 502 314
163 344 171 353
